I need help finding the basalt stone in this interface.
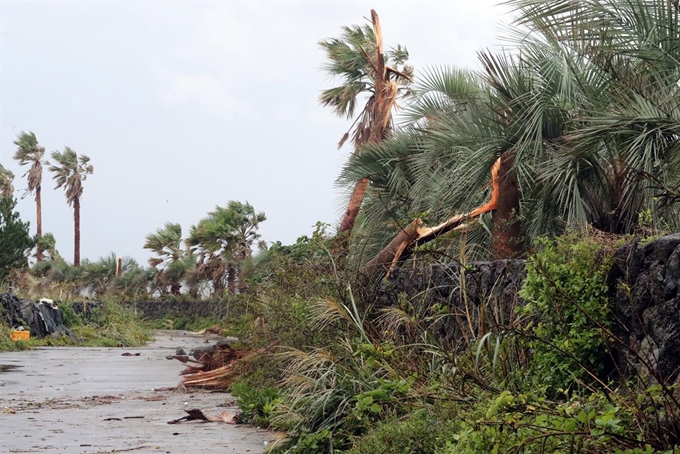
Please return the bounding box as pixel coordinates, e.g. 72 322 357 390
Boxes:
374 260 526 349
121 301 226 322
609 234 680 383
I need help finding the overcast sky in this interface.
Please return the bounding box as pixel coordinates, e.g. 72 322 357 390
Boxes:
0 0 512 266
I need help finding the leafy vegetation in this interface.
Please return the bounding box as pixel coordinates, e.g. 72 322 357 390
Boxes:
519 233 619 392
0 196 34 281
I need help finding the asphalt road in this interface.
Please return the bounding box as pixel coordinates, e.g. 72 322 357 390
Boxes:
0 331 272 454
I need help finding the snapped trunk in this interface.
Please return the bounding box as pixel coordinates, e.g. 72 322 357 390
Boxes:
74 197 80 267
36 185 42 262
491 152 522 259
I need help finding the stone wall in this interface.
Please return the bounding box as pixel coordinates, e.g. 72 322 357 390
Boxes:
122 301 227 321
609 234 680 383
372 235 680 385
373 259 526 349
112 235 680 383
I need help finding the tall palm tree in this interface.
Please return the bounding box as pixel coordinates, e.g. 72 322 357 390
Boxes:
144 222 186 295
0 164 15 198
13 132 48 261
319 10 412 249
49 147 94 267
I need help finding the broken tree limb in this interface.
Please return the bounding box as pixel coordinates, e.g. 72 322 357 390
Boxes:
365 157 502 276
167 409 211 424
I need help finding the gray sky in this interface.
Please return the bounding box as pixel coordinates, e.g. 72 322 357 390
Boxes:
0 0 512 266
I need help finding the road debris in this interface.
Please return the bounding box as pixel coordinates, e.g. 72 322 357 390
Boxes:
167 408 241 425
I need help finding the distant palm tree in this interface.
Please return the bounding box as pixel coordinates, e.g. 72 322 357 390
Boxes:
0 164 15 198
187 201 266 296
49 147 94 267
144 222 186 295
13 132 48 261
319 10 412 249
35 232 60 261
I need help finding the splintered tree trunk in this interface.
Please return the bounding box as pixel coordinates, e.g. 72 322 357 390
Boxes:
74 197 80 267
336 9 396 251
36 185 42 262
338 178 369 235
365 158 503 276
491 151 522 259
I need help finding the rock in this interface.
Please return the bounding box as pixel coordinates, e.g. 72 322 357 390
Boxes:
608 234 680 384
176 347 186 356
373 260 526 349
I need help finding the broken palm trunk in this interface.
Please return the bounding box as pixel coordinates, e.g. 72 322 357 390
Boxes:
335 10 403 252
365 156 502 276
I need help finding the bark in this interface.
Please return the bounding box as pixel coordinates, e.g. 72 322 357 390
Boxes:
35 185 42 262
227 265 237 294
364 219 421 275
336 10 396 251
491 151 522 259
115 257 122 277
366 158 502 276
74 197 80 267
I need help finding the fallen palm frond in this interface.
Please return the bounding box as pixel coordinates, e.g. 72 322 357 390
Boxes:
181 364 242 389
174 342 276 390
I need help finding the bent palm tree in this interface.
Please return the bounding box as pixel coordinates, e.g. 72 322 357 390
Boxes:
50 148 94 267
319 10 412 249
0 165 15 198
13 132 48 261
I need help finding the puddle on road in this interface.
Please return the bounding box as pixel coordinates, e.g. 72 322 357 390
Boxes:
0 364 21 373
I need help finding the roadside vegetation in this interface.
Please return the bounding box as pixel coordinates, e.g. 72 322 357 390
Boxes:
1 0 679 451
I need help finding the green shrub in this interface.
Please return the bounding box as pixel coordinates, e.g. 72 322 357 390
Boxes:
518 232 616 392
348 406 459 454
230 380 280 426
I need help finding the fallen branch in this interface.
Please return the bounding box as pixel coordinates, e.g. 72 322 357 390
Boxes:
167 408 241 425
365 156 501 276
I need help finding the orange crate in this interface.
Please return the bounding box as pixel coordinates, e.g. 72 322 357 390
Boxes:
10 331 30 341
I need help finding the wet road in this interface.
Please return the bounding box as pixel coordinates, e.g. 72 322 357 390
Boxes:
0 331 272 454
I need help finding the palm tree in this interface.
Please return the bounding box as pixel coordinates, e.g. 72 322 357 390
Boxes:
49 148 94 267
35 232 60 261
506 0 680 233
342 0 680 271
144 222 186 295
319 10 412 249
0 164 15 198
341 55 553 263
187 201 266 296
13 132 48 261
